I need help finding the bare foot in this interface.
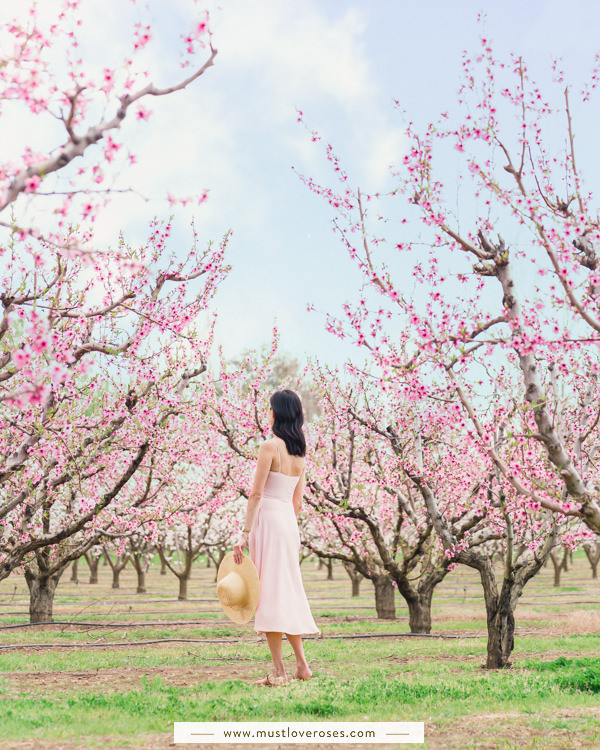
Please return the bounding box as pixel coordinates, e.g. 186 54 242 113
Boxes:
254 673 288 687
294 666 312 680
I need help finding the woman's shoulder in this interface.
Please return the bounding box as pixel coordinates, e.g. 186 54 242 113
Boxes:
257 439 278 456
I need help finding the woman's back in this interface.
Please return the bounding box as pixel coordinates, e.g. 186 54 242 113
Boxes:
270 437 304 478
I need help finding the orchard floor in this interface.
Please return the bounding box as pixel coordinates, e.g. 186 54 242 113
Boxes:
0 552 598 749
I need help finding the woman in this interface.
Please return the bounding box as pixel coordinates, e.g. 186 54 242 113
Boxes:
233 389 319 686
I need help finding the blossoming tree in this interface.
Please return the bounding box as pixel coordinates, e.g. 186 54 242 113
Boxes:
1 225 229 622
1 0 216 400
297 39 600 666
305 364 511 633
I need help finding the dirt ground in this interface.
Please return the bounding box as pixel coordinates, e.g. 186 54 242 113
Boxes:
1 643 596 696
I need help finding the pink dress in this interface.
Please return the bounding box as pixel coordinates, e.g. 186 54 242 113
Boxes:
249 447 319 636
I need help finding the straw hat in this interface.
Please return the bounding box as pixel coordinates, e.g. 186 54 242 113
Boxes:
216 552 260 625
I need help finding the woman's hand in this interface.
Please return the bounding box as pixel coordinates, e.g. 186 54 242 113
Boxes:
233 531 248 564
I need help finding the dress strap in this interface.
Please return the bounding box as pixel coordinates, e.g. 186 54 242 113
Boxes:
274 439 281 472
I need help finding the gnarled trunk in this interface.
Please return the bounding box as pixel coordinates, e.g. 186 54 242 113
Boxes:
24 568 63 624
372 574 395 619
84 552 100 584
484 591 515 669
478 533 556 669
343 562 363 598
70 559 79 583
406 591 433 634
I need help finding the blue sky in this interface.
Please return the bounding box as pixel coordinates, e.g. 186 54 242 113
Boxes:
177 0 600 366
6 0 600 368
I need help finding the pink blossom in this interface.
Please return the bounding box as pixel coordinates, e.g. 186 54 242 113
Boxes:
136 106 152 121
24 175 41 193
12 349 31 369
32 336 50 353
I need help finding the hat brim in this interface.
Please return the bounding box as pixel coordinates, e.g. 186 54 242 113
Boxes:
217 551 260 625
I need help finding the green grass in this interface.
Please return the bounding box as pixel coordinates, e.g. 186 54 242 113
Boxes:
1 627 599 674
2 658 600 743
1 552 600 747
525 656 600 693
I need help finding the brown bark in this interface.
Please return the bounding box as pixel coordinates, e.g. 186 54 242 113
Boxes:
406 590 434 634
549 548 568 587
130 552 148 593
70 558 79 583
103 547 130 589
24 570 62 623
584 542 600 579
343 561 363 597
178 575 188 600
155 545 168 575
84 552 100 584
24 555 70 624
372 574 396 619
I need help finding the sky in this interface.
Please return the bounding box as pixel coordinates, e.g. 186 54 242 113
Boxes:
5 0 600 368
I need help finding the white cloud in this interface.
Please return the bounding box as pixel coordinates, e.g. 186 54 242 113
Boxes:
210 0 372 115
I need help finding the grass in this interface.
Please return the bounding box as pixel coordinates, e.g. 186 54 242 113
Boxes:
2 657 600 743
0 551 599 748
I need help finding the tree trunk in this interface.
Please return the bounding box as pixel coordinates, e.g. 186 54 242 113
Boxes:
178 574 189 600
407 591 433 634
102 547 129 589
156 545 168 575
326 559 333 580
372 574 396 619
85 553 100 584
477 539 556 669
130 553 147 593
549 550 562 587
553 564 561 587
485 598 515 669
70 559 79 583
24 568 63 624
584 543 600 579
212 548 227 583
342 562 363 597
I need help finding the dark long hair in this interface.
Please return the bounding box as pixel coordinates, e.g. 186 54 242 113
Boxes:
270 389 306 457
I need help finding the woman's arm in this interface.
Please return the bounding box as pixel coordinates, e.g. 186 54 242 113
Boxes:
233 441 275 564
292 468 306 517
